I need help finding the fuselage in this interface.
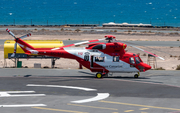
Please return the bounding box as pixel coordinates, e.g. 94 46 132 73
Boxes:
37 47 151 73
15 37 151 74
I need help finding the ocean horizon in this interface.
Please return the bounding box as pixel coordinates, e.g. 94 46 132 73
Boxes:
0 0 180 27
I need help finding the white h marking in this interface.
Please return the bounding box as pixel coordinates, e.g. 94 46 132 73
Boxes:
0 91 45 97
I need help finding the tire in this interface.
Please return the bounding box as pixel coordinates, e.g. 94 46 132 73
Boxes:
96 72 103 78
134 74 139 78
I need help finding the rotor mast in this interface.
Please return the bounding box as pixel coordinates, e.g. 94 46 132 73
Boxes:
105 35 116 43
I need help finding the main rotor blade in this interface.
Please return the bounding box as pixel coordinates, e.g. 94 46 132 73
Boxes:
74 38 105 46
117 40 165 60
51 38 105 50
6 29 16 39
131 45 165 60
19 33 31 39
120 40 171 55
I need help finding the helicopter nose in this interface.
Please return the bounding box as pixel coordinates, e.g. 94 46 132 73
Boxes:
144 63 151 71
138 63 151 72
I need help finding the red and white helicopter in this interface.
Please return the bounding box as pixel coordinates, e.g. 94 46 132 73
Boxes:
6 29 164 78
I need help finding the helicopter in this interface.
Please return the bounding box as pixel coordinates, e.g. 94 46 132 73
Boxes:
6 29 164 78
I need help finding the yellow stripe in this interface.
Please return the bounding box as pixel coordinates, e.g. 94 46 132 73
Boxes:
124 110 134 112
32 107 88 113
68 103 118 110
123 44 126 49
139 108 149 110
99 100 180 111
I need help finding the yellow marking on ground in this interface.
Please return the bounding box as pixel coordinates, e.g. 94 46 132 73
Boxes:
99 100 180 111
141 112 148 113
140 108 149 110
68 103 118 111
112 112 119 113
32 107 88 113
124 110 134 112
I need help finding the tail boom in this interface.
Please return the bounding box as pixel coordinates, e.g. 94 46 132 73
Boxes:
15 38 38 55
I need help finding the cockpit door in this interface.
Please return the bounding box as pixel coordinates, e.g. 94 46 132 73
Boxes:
129 57 136 67
91 56 94 67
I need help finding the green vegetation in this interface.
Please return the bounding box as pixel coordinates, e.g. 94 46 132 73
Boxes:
154 67 165 70
61 28 64 31
75 29 81 32
176 65 180 70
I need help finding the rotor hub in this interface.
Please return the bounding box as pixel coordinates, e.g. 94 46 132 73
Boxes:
105 35 116 42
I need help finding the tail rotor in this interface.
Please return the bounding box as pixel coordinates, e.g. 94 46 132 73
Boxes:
6 29 16 38
6 29 31 58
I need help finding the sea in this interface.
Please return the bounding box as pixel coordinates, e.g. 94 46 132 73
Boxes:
0 0 180 27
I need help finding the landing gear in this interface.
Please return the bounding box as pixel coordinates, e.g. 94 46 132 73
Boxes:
134 72 140 78
95 72 107 78
134 74 138 78
96 72 103 78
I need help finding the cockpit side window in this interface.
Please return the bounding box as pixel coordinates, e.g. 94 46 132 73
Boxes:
129 57 135 64
138 56 142 62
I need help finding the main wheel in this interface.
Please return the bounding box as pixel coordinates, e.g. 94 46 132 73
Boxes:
96 72 103 78
134 74 139 78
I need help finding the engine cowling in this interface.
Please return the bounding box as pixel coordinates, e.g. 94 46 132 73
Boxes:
104 42 127 52
88 42 127 52
92 44 106 49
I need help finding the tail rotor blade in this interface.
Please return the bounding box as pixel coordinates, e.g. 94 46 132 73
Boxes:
6 29 31 58
11 42 17 58
6 29 16 39
19 33 31 39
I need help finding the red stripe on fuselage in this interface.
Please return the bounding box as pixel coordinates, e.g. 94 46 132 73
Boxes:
37 48 108 73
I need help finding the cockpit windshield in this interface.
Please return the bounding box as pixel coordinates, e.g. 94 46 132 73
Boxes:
135 57 142 64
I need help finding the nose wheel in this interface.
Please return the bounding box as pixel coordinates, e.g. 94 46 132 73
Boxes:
134 72 140 78
95 72 107 78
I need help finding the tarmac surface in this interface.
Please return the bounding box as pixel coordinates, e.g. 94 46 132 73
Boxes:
0 68 180 113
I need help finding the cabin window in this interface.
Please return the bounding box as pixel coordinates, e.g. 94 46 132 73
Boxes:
95 56 104 62
92 50 98 52
129 57 135 64
113 56 119 62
